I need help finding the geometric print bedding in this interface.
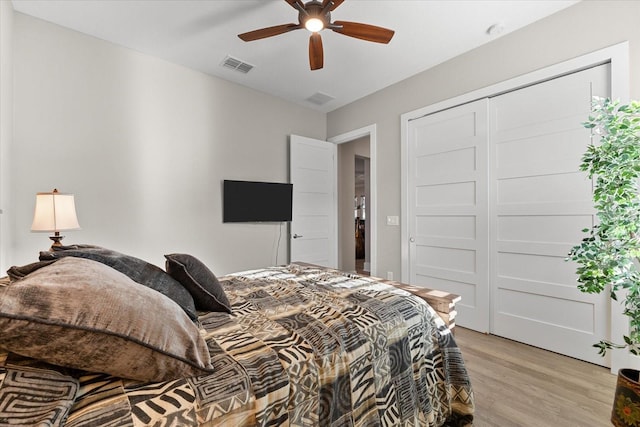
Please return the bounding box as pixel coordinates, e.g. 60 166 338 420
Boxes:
0 263 474 426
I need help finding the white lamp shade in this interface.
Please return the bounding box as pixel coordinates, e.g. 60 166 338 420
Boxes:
31 191 80 232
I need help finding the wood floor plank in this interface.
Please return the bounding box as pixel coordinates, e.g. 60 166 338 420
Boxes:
454 327 617 426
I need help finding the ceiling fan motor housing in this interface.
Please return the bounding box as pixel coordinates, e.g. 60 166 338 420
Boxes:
299 0 331 30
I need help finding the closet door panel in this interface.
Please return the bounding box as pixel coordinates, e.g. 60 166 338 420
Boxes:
489 64 611 366
408 99 490 332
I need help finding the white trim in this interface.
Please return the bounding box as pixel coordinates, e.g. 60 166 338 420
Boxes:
400 41 630 374
400 113 410 283
329 124 378 277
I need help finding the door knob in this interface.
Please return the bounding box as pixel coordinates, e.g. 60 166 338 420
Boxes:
409 237 415 243
293 234 303 239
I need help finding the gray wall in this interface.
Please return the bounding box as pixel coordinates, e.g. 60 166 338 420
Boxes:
8 12 326 274
327 0 640 280
3 1 639 279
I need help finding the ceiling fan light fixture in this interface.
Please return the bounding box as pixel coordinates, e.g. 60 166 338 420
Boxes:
304 17 324 32
238 0 394 70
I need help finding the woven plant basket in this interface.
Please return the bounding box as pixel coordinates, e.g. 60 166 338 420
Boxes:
612 369 640 426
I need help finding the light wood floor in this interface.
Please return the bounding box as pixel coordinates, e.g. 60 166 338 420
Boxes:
454 327 617 427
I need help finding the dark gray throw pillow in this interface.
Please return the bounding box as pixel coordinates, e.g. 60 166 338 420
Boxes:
39 245 198 321
7 259 58 281
165 253 232 313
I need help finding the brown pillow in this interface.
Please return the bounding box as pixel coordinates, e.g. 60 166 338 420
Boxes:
39 245 198 321
165 253 232 313
0 257 213 382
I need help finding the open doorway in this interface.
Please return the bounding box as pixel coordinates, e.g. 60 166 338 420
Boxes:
330 124 378 277
338 136 370 274
354 155 370 275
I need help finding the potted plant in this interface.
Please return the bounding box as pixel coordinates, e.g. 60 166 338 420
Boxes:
568 96 640 426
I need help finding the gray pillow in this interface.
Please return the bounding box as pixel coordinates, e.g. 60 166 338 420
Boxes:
165 253 232 313
7 259 58 281
0 257 213 382
39 245 197 321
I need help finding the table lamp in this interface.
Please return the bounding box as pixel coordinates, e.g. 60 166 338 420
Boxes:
31 188 80 249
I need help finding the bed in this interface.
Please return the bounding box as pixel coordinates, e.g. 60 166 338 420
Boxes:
0 245 474 426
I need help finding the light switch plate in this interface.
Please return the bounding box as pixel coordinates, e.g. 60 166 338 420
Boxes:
386 215 399 226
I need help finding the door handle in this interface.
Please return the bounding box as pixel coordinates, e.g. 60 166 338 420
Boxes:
409 237 415 243
293 234 303 239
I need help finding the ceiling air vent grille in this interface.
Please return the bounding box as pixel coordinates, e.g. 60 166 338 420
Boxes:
221 55 254 74
306 92 335 106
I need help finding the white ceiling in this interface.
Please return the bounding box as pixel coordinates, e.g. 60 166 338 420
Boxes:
11 0 579 113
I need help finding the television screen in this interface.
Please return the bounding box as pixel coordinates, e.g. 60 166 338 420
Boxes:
223 180 293 223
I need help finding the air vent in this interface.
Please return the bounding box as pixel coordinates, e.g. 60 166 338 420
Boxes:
221 55 254 74
306 92 335 106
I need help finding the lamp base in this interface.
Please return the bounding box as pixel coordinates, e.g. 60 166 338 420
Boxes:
49 233 65 250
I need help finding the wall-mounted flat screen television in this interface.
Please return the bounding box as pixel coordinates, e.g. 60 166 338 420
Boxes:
223 180 293 223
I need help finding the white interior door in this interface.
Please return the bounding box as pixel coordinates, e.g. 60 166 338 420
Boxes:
289 135 337 268
489 64 611 366
407 99 490 332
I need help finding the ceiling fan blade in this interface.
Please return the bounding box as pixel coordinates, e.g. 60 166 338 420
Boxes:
238 23 301 41
309 33 324 70
331 20 395 44
323 0 345 11
285 0 305 10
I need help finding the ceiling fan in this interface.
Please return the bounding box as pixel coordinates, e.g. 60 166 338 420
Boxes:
238 0 395 71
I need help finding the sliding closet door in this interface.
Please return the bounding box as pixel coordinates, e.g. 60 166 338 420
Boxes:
407 99 490 332
489 64 610 366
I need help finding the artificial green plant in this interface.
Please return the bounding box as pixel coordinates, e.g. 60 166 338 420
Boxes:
568 97 640 356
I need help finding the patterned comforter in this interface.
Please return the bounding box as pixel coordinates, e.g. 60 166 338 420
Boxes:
0 264 474 426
